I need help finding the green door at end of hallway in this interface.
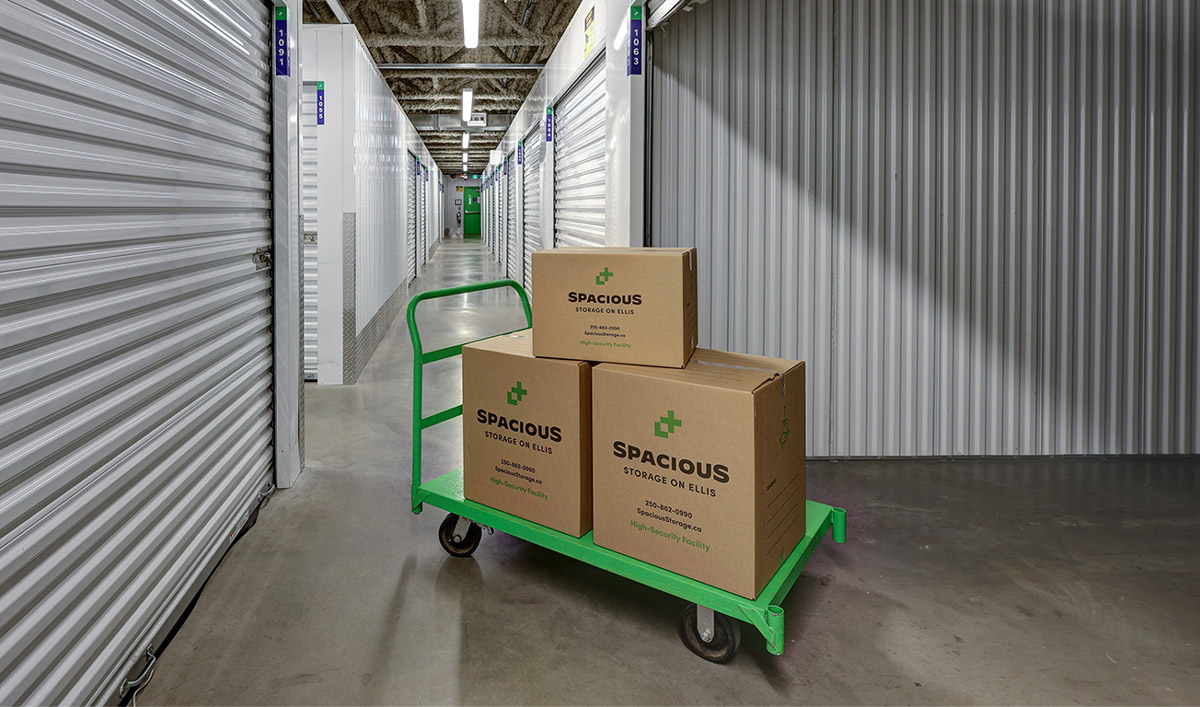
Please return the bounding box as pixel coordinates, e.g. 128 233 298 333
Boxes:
463 186 481 237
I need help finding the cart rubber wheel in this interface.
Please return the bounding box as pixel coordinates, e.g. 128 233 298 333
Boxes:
678 604 742 663
437 514 482 557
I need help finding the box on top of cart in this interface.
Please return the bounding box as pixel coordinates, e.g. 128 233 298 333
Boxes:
531 247 698 368
591 349 806 599
462 329 593 537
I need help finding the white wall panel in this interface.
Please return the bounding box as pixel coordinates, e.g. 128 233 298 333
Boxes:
303 24 437 383
492 2 616 252
650 0 1198 457
353 38 406 333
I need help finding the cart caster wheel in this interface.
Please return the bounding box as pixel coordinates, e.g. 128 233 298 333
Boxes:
438 514 482 557
679 604 741 663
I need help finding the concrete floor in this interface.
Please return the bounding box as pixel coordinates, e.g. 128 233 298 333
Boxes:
143 239 1200 706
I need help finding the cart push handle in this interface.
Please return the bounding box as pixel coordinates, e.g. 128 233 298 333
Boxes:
406 279 533 513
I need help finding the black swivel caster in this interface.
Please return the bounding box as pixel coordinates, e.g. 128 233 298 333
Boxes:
438 513 482 557
679 603 741 663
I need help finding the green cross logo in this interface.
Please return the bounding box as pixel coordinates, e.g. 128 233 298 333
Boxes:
507 382 528 406
596 267 614 285
654 410 682 438
780 406 790 447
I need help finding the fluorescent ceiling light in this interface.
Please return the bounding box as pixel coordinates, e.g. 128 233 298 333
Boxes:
462 0 480 48
462 133 470 148
462 152 469 162
461 88 473 122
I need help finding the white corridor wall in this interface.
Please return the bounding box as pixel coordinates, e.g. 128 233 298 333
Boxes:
302 23 436 384
485 0 649 282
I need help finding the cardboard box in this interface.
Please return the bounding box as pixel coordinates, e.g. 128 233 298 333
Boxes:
532 247 698 368
462 329 593 536
591 349 805 599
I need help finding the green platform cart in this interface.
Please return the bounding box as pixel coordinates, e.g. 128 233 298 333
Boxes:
407 279 847 663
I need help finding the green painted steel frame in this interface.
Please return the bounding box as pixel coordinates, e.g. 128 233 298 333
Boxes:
406 280 847 656
407 278 533 515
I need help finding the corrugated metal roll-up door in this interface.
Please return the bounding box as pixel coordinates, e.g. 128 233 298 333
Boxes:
0 0 275 703
490 174 497 253
506 151 519 279
554 57 607 248
302 83 319 381
406 152 418 282
419 166 427 268
522 125 543 290
497 165 507 267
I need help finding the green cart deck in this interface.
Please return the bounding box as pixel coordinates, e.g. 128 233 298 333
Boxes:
416 468 845 655
407 279 847 658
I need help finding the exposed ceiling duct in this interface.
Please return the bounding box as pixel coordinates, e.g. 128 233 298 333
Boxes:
377 62 544 70
363 34 555 48
305 0 581 172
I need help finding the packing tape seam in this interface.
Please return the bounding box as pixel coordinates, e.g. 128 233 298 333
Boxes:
693 359 788 396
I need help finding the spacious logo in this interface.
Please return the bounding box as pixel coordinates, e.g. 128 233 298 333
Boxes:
780 405 790 447
507 382 528 406
595 267 614 285
654 410 682 439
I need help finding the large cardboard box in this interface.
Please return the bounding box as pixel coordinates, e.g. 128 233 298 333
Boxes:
462 330 593 536
532 247 698 368
591 349 805 598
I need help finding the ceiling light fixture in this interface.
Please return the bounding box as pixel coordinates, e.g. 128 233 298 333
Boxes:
462 133 470 148
462 0 480 49
462 151 469 162
461 88 473 122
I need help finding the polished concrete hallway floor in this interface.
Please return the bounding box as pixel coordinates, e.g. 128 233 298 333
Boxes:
144 239 1200 706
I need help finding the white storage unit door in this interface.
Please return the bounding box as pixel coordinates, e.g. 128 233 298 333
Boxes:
406 153 418 282
419 166 427 267
0 0 275 703
554 57 607 248
302 83 319 381
490 176 497 253
506 152 519 279
522 126 543 290
497 166 507 267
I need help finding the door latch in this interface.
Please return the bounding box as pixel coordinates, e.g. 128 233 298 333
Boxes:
252 247 272 271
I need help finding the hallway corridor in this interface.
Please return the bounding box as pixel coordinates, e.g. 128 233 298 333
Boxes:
141 239 1200 706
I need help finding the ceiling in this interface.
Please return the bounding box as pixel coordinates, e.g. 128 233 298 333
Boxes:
303 0 581 174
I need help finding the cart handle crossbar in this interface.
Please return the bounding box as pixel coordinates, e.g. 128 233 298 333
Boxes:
406 279 533 513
